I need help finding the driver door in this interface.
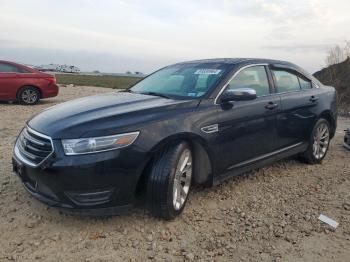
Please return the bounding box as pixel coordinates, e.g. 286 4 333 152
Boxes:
208 65 281 174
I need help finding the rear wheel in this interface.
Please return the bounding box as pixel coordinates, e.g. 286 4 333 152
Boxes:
147 142 193 219
300 118 330 164
18 86 40 105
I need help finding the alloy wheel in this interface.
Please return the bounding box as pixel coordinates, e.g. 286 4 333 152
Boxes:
312 122 330 160
172 148 192 210
22 89 38 104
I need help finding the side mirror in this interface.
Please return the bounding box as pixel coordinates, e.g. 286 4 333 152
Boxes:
220 88 257 103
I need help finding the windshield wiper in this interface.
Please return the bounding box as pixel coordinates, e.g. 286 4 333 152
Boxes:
138 92 172 99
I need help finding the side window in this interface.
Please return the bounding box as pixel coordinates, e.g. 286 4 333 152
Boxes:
272 70 300 93
227 66 270 96
0 63 19 73
298 76 312 89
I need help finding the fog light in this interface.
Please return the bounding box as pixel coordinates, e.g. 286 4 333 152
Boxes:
65 189 114 206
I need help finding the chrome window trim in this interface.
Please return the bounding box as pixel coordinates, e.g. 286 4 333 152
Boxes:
313 82 320 89
14 126 54 167
272 89 312 96
214 63 269 105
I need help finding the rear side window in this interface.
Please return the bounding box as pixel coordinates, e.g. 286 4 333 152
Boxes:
227 66 270 96
272 70 300 93
298 77 312 89
0 63 20 73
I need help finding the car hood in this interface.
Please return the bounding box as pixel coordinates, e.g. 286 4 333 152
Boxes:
28 92 196 139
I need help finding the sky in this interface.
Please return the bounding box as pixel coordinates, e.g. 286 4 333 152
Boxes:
0 0 349 74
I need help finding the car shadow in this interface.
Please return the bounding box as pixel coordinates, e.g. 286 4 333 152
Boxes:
0 99 58 106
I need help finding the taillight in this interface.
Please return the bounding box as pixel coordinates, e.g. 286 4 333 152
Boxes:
45 77 56 86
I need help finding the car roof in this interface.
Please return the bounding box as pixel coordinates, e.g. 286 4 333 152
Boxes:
175 57 320 83
0 60 16 65
0 60 28 67
177 58 295 66
0 60 39 72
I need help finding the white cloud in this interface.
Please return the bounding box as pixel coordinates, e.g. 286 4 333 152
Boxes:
0 0 349 73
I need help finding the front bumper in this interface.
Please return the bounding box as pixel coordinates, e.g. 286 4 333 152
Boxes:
12 137 149 215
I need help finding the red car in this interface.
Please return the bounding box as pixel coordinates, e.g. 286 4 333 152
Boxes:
0 60 59 105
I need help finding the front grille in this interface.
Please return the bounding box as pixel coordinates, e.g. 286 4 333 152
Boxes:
15 127 53 166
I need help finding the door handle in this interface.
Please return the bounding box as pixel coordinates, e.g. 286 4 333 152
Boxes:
309 96 319 102
265 101 278 110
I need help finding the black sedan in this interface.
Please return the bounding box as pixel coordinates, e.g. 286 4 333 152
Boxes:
12 58 337 219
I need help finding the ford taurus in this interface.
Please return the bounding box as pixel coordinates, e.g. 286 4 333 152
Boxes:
12 58 337 219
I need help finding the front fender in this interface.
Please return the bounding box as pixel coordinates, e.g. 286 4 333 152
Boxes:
147 132 214 186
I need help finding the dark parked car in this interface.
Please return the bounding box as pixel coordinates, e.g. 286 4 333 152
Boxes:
344 128 350 150
12 58 337 219
0 60 58 104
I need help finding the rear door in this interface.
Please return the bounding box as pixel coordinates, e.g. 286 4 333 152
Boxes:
270 66 318 148
0 63 21 100
208 65 281 174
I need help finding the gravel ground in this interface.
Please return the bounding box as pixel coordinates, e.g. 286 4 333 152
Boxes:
0 85 349 262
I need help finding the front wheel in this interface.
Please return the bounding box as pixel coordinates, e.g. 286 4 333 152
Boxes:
147 142 193 219
300 118 330 164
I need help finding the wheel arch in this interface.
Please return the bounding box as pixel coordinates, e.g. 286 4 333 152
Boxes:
16 85 43 100
134 132 214 197
318 110 336 138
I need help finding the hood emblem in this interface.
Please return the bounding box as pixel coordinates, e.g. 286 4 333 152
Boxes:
23 138 28 147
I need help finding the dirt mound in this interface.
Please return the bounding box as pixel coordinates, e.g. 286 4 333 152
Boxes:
313 58 350 112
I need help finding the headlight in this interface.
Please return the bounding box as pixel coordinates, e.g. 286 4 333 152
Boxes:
62 131 140 155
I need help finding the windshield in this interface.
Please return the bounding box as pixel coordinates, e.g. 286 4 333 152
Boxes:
130 63 229 99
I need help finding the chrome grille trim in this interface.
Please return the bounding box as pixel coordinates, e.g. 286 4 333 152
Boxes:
14 126 54 167
22 128 47 146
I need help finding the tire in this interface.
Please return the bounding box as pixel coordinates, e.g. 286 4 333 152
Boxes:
18 86 40 105
300 118 331 164
147 142 193 219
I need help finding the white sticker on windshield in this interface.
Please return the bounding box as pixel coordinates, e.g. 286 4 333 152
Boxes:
187 92 198 97
194 69 221 75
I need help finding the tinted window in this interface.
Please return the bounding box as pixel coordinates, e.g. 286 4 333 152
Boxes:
0 63 20 73
272 70 300 93
195 74 210 91
227 66 270 96
298 77 312 89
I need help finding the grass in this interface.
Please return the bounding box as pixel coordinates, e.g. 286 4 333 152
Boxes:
56 74 143 89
